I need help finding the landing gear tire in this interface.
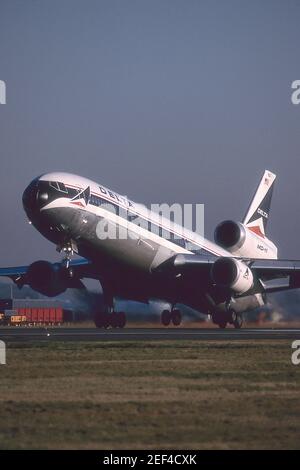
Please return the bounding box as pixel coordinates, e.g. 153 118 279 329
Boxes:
232 312 243 329
212 309 243 329
110 312 119 328
94 312 106 328
212 312 228 329
172 308 182 326
94 311 127 329
117 311 127 328
161 309 172 326
161 308 182 326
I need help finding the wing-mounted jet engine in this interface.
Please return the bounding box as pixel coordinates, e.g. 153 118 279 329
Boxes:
16 260 84 297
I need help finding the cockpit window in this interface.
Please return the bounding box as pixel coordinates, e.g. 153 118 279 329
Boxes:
49 181 59 190
49 181 68 193
57 182 67 193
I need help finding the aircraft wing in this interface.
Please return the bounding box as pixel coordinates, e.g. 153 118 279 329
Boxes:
249 259 300 292
154 254 300 293
0 258 95 288
2 254 300 296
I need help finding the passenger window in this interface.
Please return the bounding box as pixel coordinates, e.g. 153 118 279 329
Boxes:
127 210 139 222
100 201 118 215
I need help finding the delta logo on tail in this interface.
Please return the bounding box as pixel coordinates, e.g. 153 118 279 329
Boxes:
243 170 276 239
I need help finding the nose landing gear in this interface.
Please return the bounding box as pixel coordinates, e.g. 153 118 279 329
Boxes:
57 240 78 269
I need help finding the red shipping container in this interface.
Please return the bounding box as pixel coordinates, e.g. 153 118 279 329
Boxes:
56 308 63 323
44 308 50 322
37 308 44 322
13 305 64 324
26 308 33 322
50 308 56 323
31 308 37 322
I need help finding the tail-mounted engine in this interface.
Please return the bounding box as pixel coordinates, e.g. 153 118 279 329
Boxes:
214 220 277 259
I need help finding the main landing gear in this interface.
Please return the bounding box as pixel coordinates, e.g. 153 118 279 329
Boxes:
94 310 127 329
160 308 182 326
212 309 243 329
94 283 127 329
231 311 243 329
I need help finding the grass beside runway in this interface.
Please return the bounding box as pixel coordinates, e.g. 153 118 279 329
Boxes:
0 340 300 449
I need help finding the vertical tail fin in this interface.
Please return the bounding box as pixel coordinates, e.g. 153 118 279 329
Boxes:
243 170 276 238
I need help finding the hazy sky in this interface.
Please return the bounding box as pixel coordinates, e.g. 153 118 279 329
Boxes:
0 0 300 265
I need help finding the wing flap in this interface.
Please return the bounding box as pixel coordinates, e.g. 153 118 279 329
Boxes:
250 259 300 279
153 253 217 275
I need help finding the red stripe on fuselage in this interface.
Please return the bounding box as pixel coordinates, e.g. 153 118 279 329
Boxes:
70 200 85 208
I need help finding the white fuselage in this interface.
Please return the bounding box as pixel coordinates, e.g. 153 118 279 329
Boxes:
32 172 232 272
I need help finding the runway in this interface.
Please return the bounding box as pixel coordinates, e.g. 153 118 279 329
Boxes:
1 327 300 342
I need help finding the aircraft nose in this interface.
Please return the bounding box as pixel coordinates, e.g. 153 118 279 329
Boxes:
23 177 52 220
22 178 40 219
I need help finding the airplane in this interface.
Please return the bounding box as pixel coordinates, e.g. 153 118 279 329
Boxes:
1 169 300 329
